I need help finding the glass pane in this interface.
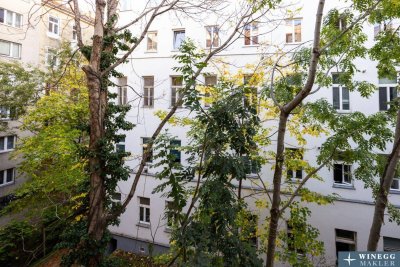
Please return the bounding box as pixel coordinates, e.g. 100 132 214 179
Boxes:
294 19 301 42
144 76 153 86
344 165 351 183
336 229 355 240
170 140 181 163
0 41 10 56
391 179 400 190
0 137 4 151
6 136 14 149
146 208 150 222
205 76 217 85
390 87 397 101
54 24 58 34
140 206 144 221
0 170 3 184
212 27 219 47
11 43 20 58
379 75 397 84
206 27 212 47
172 76 183 86
0 9 4 23
333 164 342 183
6 11 12 25
173 31 185 49
342 87 350 110
379 87 388 111
15 14 22 27
332 87 340 109
6 169 13 182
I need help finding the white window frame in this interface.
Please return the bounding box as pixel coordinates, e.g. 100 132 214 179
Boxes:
205 26 220 48
0 168 15 187
0 107 11 120
333 162 352 186
171 76 183 108
285 18 302 44
45 47 59 66
139 197 151 224
0 8 22 28
0 40 21 59
244 22 259 46
173 29 185 50
48 15 60 37
0 135 16 153
378 76 397 111
117 77 128 105
146 32 157 52
143 76 154 107
332 74 350 112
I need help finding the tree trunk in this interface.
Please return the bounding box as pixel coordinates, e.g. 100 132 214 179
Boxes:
266 112 288 267
368 108 400 250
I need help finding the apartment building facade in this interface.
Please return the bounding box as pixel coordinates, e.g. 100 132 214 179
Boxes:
0 0 93 204
108 0 400 265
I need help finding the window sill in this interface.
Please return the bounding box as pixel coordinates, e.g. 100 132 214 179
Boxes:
242 45 260 48
0 23 23 30
287 178 302 183
137 222 151 228
0 55 20 60
47 32 60 40
0 149 14 154
389 189 400 195
333 183 355 190
143 106 154 109
0 181 14 188
164 227 172 233
246 174 258 179
285 42 303 45
144 51 158 53
336 110 352 114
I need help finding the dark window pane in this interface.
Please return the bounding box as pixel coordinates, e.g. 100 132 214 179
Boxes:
6 169 13 182
336 229 355 240
333 87 340 109
390 87 397 101
0 9 4 23
379 87 388 111
0 137 4 151
333 164 342 183
142 138 153 162
7 136 14 150
343 165 351 183
140 206 144 221
0 170 4 184
140 197 150 205
146 208 150 222
170 140 181 163
295 169 302 179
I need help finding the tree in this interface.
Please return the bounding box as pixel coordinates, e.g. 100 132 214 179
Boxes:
66 0 281 265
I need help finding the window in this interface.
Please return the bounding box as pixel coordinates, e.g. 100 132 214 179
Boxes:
173 30 185 50
116 137 125 152
165 201 177 228
384 237 400 252
0 9 22 28
374 20 397 38
204 75 217 107
0 40 21 58
244 22 258 45
147 32 157 52
142 137 153 163
205 26 219 48
0 107 10 119
117 77 128 105
391 178 400 191
285 148 303 180
171 76 183 107
72 25 77 41
0 168 15 186
46 47 58 66
335 229 356 256
243 155 260 175
143 76 154 107
378 76 397 111
335 14 348 31
333 163 352 185
243 75 258 109
332 74 350 111
120 0 132 11
112 192 122 202
285 19 302 43
48 16 59 35
0 136 16 152
287 221 305 255
139 197 150 224
170 140 181 163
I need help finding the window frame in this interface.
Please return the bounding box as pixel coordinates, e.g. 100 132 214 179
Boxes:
48 15 60 37
333 161 353 186
205 25 220 48
0 168 15 187
170 140 181 163
391 178 400 191
142 137 153 163
0 135 16 153
146 31 158 52
139 197 151 224
332 73 350 111
378 76 397 111
173 29 185 50
285 18 302 44
0 8 22 28
45 47 59 66
0 107 11 120
171 76 183 108
244 22 259 46
116 137 125 153
143 76 154 108
335 229 357 256
0 39 21 59
285 148 303 180
117 77 128 105
204 75 217 108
